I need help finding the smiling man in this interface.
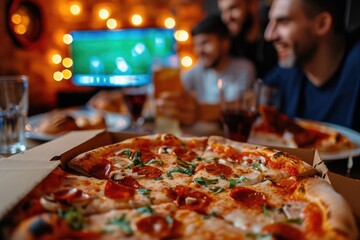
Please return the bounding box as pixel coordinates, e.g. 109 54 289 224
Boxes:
263 0 360 131
157 14 256 126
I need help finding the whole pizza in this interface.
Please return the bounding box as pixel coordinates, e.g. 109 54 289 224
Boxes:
2 134 358 239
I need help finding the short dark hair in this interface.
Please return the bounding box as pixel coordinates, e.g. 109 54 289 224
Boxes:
301 0 345 34
191 14 231 38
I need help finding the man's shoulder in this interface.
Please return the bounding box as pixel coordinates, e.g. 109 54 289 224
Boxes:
263 65 303 85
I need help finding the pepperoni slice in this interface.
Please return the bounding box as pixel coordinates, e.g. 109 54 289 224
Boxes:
172 147 198 161
131 149 158 163
204 163 233 177
115 176 143 189
262 222 304 240
172 186 211 213
230 187 267 208
47 188 90 203
161 134 182 147
104 180 135 199
303 203 324 236
275 178 298 194
136 215 180 238
132 165 162 179
89 161 112 179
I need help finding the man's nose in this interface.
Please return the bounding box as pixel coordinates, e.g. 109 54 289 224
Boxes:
264 21 277 42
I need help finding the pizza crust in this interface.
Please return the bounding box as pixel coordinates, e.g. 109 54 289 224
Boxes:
297 177 358 240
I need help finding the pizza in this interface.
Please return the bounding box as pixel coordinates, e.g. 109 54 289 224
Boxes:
249 105 355 154
1 134 358 240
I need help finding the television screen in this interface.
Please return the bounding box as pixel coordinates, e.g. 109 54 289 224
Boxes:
70 28 176 87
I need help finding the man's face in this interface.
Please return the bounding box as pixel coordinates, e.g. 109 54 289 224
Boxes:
264 0 318 68
218 0 247 36
193 33 226 69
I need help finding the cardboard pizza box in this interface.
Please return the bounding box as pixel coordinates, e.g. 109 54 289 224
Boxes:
0 130 359 224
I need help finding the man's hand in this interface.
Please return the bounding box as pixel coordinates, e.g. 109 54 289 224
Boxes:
156 91 198 126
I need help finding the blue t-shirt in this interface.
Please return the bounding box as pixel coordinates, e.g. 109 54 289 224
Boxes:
264 40 360 132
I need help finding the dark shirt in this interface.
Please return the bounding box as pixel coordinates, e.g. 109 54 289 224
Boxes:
263 40 360 132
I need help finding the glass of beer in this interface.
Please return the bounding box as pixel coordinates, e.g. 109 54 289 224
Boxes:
218 79 260 142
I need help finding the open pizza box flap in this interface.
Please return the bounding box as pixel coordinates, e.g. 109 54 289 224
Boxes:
0 130 359 223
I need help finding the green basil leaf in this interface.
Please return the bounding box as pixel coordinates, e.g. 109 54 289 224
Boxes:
136 205 155 215
123 150 132 158
194 177 219 185
137 188 151 195
107 214 133 236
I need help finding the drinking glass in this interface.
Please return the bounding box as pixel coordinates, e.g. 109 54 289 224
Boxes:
0 75 29 154
122 84 149 131
218 79 260 142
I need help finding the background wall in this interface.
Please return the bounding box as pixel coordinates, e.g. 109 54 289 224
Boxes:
0 0 209 115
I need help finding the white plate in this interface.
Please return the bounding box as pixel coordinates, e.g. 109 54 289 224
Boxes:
26 108 131 141
318 122 360 160
249 120 360 161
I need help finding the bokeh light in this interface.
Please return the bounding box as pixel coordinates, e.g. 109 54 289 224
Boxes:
174 30 189 42
99 8 110 20
70 4 81 15
181 56 193 68
63 34 73 44
62 69 72 79
62 58 73 68
53 71 63 81
106 18 117 29
164 17 176 29
131 14 143 26
52 54 62 64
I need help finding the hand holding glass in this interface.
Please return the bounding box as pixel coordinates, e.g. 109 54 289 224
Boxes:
218 79 259 142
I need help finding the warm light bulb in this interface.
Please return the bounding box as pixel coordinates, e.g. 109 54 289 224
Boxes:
62 69 72 79
11 14 21 24
70 4 81 15
131 14 143 26
174 30 189 42
164 17 176 29
62 58 73 68
99 8 110 20
14 24 27 35
106 18 117 29
52 54 62 64
63 34 73 44
181 56 193 68
53 71 63 81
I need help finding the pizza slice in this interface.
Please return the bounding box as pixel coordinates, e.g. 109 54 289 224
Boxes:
250 105 355 153
203 136 318 182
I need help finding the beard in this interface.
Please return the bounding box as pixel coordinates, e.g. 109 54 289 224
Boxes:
201 54 222 69
278 40 317 69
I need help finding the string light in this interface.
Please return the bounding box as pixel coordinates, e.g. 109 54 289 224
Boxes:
52 54 62 64
164 17 175 29
14 24 26 35
106 18 117 29
62 58 73 68
11 14 21 24
70 4 81 15
174 30 189 42
63 34 73 44
53 71 63 81
99 8 110 20
131 14 143 26
62 69 72 79
181 56 193 68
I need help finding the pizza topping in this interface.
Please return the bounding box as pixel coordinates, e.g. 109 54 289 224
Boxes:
137 188 151 195
262 222 305 240
43 188 90 206
275 178 298 193
172 185 211 213
104 180 135 199
58 207 85 230
136 205 156 215
172 147 199 162
107 214 133 236
303 203 324 236
204 163 233 177
89 161 113 179
230 187 267 208
136 214 179 238
132 165 163 179
113 175 143 189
